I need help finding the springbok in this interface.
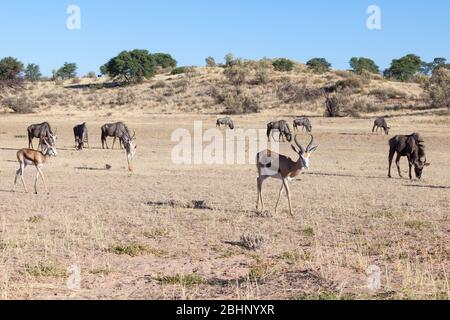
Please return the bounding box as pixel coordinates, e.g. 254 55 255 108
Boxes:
256 134 319 216
12 139 58 194
122 131 137 172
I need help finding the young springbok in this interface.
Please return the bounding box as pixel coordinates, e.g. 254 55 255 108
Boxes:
122 131 137 172
256 134 319 216
12 139 58 194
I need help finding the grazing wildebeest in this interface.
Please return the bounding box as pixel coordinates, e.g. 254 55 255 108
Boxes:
293 117 312 133
216 117 234 130
27 122 57 150
73 123 89 150
388 133 430 180
373 117 390 135
101 122 130 150
267 120 292 142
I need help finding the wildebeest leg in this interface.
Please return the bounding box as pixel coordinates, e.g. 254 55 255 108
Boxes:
388 150 395 178
267 129 272 142
372 125 376 134
395 154 403 178
112 137 117 150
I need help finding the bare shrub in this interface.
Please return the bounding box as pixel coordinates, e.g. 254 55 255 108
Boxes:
151 81 166 89
112 90 136 106
425 68 450 108
324 94 348 117
222 89 259 114
369 87 408 100
335 77 364 92
2 95 37 113
224 61 251 86
240 232 266 250
277 81 324 104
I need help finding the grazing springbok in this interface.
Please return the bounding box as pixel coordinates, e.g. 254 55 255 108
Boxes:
293 117 312 133
388 133 430 180
373 117 390 135
256 134 319 216
101 122 130 150
267 120 292 142
73 123 89 150
27 122 57 150
216 117 235 130
12 139 58 194
122 131 137 172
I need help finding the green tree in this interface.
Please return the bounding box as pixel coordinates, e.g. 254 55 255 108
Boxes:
56 62 77 80
421 57 450 75
306 58 331 74
0 57 24 81
101 49 157 83
205 56 216 67
349 57 380 74
151 53 177 69
384 54 422 82
425 67 450 108
272 58 294 72
225 53 235 68
24 63 42 81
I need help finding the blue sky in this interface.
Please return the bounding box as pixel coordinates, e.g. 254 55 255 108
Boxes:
0 0 449 76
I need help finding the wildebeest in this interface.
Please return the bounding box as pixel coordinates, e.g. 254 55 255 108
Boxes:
267 120 292 142
216 117 234 130
373 117 390 135
101 122 130 149
388 133 430 180
27 122 57 150
73 123 89 150
293 117 312 133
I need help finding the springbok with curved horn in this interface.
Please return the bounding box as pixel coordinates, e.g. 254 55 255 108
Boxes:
256 134 319 216
12 139 58 194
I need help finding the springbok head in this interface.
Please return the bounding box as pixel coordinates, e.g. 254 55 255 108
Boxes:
42 139 58 157
124 131 137 171
291 134 319 169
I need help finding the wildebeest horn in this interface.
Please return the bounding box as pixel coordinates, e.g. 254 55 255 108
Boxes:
294 134 305 154
132 130 136 139
306 135 314 152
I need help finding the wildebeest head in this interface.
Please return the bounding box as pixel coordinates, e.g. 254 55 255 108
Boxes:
413 157 431 179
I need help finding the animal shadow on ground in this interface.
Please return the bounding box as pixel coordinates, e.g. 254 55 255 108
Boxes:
406 184 450 190
75 165 112 171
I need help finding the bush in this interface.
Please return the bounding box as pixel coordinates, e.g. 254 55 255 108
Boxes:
272 58 294 72
335 77 364 92
222 89 259 114
151 80 166 89
2 95 37 113
224 60 250 86
205 56 216 67
369 87 407 100
56 62 77 80
306 58 331 74
152 53 177 69
101 50 156 83
425 68 450 108
384 54 422 82
277 81 324 103
24 63 42 81
0 57 24 87
86 71 97 79
349 57 380 75
324 94 347 117
171 66 190 75
111 90 136 106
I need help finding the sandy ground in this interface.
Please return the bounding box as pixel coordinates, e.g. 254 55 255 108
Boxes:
0 112 448 300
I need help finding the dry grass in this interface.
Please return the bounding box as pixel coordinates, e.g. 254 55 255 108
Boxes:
0 83 448 300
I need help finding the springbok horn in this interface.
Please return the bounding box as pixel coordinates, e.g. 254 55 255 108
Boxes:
306 135 314 152
294 134 305 154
